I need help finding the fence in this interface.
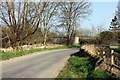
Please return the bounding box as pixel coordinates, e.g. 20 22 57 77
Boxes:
97 46 120 77
81 44 120 77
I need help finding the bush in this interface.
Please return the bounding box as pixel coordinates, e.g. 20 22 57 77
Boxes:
79 38 96 45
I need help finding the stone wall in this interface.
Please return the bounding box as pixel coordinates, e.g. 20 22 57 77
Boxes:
0 44 63 52
81 44 120 77
81 44 99 57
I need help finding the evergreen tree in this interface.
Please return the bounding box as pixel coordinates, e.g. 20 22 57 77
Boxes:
109 1 120 43
110 1 120 32
109 16 119 31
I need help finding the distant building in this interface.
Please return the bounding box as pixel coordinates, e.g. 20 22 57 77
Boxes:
48 35 79 45
73 37 79 45
53 36 67 44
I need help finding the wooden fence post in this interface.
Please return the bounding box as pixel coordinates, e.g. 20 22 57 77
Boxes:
103 51 106 59
97 52 100 55
111 50 114 65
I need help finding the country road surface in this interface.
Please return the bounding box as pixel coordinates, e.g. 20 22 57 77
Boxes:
2 48 79 78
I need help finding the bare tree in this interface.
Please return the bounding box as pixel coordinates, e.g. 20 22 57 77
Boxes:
0 1 47 47
40 2 59 45
59 1 91 45
91 24 105 37
81 28 92 37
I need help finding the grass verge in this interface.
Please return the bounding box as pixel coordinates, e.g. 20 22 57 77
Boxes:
57 49 115 79
1 45 80 60
111 48 120 53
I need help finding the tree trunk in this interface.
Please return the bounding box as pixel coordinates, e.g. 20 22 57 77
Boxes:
67 34 71 45
43 32 47 45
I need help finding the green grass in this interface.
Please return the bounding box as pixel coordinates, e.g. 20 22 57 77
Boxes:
90 69 116 79
58 55 94 78
112 48 120 53
1 45 80 60
57 52 115 79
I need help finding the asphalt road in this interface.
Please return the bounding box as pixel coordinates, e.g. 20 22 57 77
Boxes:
2 48 79 78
